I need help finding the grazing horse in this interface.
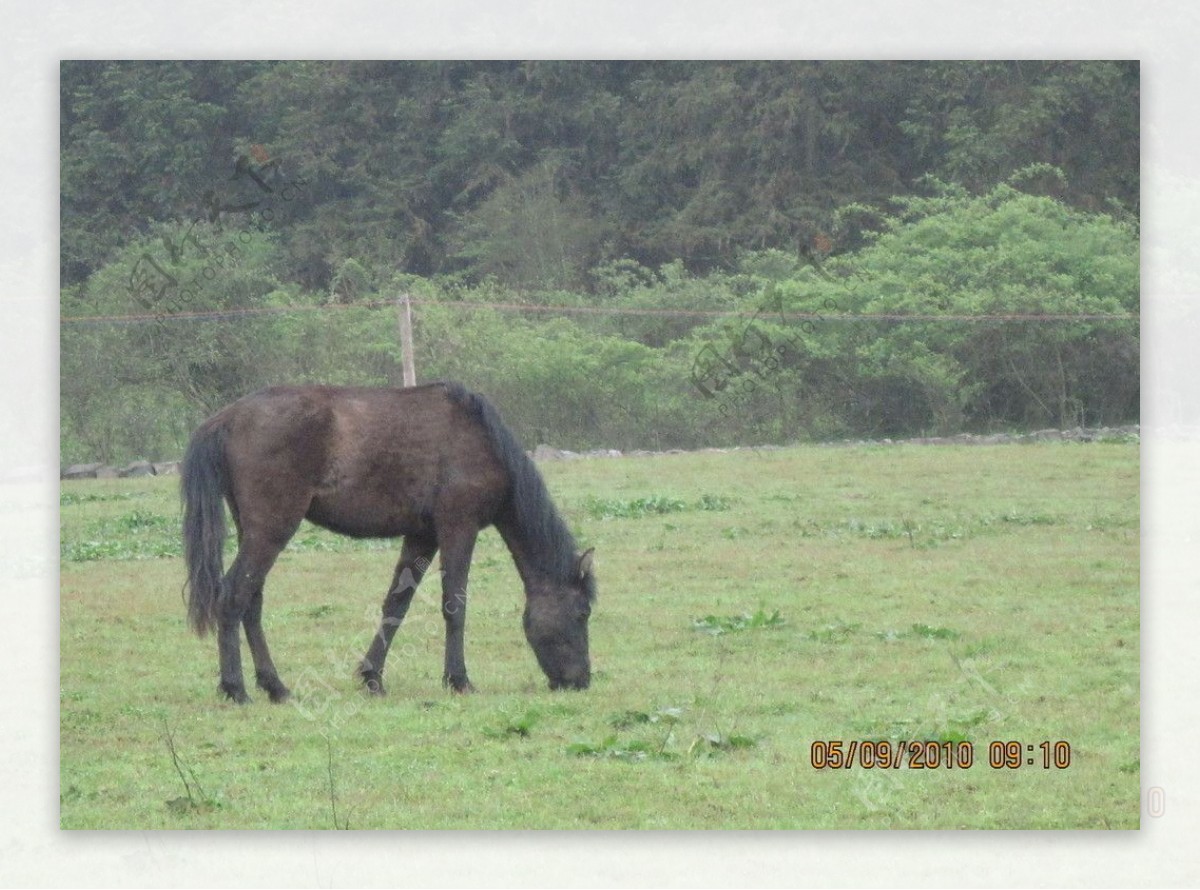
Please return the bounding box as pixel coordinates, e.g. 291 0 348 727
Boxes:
180 382 595 703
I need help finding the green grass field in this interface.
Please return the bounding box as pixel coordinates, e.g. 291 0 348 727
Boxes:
60 441 1139 829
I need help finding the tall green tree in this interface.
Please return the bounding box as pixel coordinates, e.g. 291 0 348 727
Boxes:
60 61 263 284
899 61 1139 212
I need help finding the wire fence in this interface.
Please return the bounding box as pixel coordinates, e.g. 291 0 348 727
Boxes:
61 298 1137 326
60 294 1140 465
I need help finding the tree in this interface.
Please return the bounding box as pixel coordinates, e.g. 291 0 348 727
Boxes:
60 61 255 284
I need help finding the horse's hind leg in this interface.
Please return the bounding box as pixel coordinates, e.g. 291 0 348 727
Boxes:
244 583 289 702
218 535 287 703
359 535 437 695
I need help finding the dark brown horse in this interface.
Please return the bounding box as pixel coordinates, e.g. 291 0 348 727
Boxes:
181 382 595 703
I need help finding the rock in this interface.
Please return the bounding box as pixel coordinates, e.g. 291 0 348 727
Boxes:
120 460 156 477
532 444 566 461
152 461 180 476
94 465 121 479
62 463 103 480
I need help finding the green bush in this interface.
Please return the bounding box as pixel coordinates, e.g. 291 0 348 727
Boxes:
60 177 1138 463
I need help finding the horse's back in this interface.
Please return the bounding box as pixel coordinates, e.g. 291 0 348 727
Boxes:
223 383 453 462
217 383 507 539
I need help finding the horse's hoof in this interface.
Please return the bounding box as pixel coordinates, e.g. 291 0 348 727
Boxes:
257 673 291 703
358 664 386 695
444 676 476 694
220 683 251 704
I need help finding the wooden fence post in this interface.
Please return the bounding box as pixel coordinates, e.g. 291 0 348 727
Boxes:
397 293 416 387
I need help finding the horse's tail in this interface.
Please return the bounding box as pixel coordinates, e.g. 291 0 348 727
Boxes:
180 418 229 637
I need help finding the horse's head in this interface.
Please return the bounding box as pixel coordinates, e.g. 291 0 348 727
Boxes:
523 549 595 690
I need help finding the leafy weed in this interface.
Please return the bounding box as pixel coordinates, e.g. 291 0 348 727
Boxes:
584 493 734 520
693 609 785 636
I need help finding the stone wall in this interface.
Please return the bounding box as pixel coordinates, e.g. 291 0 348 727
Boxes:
60 425 1138 478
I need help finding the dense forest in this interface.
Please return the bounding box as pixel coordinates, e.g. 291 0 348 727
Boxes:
60 61 1139 463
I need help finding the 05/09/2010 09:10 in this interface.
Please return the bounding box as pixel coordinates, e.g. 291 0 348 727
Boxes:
809 739 1072 770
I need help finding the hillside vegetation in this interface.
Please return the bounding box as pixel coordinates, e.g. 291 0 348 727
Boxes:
60 62 1139 464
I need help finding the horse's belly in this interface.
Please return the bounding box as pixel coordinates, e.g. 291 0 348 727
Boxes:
305 489 433 539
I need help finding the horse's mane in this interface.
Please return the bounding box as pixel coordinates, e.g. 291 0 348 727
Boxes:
443 382 595 600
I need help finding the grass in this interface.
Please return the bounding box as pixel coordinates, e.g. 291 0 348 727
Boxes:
692 608 785 635
60 441 1139 829
582 493 733 520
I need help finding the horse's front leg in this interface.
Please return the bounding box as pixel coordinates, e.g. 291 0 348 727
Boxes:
359 535 437 695
437 529 477 693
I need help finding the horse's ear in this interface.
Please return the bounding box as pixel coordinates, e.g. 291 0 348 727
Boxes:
576 548 595 579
